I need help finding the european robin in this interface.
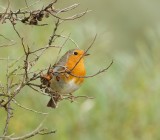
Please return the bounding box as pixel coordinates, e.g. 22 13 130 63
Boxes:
41 49 89 108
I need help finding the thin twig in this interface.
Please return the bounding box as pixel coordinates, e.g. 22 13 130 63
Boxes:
3 81 25 107
68 60 113 78
54 33 71 64
64 10 91 20
11 22 30 80
55 34 79 49
12 99 48 115
20 0 41 10
63 95 94 100
28 85 49 96
56 3 80 14
3 101 12 136
24 0 31 11
48 9 91 21
0 94 10 97
3 57 12 136
30 45 61 54
0 34 14 41
48 19 60 46
0 0 10 23
70 34 97 72
10 123 56 140
0 42 16 47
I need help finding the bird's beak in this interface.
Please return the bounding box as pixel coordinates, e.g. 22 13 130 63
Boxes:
84 53 90 56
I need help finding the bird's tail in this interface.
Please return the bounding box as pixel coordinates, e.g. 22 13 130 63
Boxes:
47 97 58 108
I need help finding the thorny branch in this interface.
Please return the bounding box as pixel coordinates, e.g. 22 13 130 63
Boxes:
0 0 10 23
0 0 112 139
70 34 98 72
12 99 48 115
0 34 16 47
68 60 113 78
3 57 13 137
0 123 56 140
0 0 89 26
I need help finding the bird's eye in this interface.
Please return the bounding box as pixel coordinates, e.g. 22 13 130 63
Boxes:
73 51 78 55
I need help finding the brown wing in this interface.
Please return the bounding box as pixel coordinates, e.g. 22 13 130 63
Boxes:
40 49 75 85
52 49 75 72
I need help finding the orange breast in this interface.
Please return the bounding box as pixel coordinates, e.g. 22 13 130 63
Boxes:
65 56 86 84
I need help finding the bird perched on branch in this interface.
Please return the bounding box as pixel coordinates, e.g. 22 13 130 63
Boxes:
41 49 89 108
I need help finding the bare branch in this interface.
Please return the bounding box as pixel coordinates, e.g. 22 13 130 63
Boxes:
2 123 56 140
3 104 13 136
48 19 60 46
54 33 71 64
55 34 79 49
70 34 97 72
0 94 10 97
0 34 16 47
27 85 49 96
63 94 94 103
20 0 41 10
3 57 13 136
11 24 26 53
48 9 91 21
0 34 14 41
0 0 88 26
68 60 113 78
12 99 48 115
64 10 91 20
24 0 31 11
56 3 80 14
3 81 25 108
0 42 16 48
30 45 61 54
0 0 10 23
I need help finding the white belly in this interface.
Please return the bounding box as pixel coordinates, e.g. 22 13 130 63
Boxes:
50 77 80 94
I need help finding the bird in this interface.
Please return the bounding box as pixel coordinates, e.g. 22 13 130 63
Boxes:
41 49 89 108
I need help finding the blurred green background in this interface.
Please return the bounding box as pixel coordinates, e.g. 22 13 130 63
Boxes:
1 0 160 140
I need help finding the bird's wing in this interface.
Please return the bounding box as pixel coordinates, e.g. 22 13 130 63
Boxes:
52 50 73 72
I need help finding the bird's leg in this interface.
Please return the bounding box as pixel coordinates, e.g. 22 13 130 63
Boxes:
68 93 75 102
